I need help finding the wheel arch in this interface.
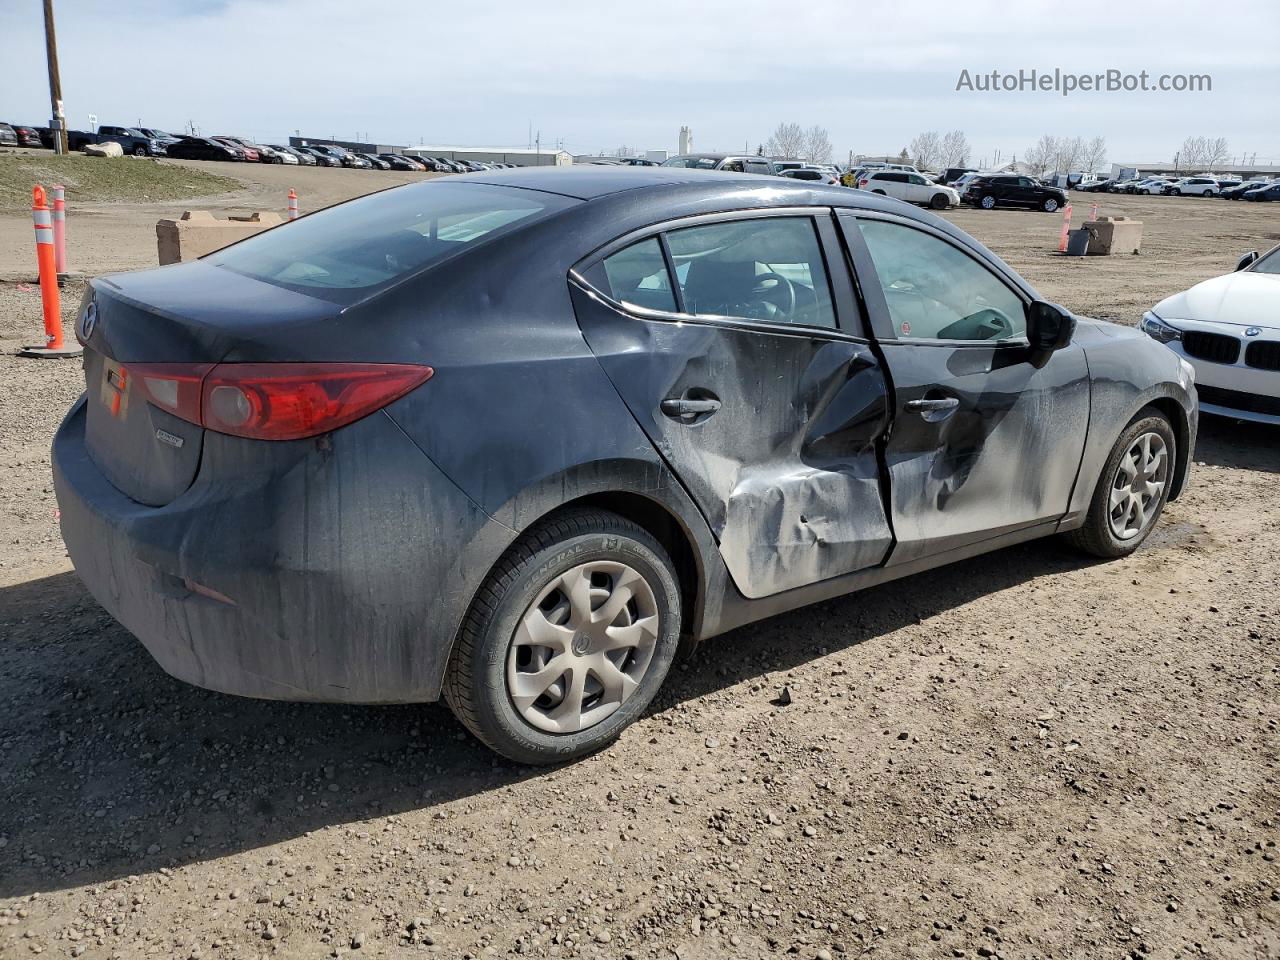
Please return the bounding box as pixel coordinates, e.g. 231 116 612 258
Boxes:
1139 395 1193 501
436 458 732 698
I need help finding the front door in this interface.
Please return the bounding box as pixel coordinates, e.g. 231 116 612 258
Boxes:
571 212 894 599
839 211 1091 565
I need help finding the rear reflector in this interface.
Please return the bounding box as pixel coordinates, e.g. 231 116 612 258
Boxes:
127 362 433 441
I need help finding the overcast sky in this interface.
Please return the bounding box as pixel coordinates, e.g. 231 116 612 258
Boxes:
3 0 1277 166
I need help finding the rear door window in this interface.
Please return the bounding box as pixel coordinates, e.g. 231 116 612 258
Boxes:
205 181 577 304
666 218 836 328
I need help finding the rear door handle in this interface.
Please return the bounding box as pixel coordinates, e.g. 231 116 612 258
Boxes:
661 397 721 419
905 397 960 421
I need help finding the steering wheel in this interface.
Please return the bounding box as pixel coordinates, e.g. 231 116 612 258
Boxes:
752 272 796 320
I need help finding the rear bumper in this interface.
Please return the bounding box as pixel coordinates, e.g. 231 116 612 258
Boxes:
53 396 516 703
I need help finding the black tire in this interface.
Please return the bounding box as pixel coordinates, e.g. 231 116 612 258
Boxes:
443 508 682 765
1042 197 1060 212
979 194 997 210
1171 188 1181 196
929 193 949 210
133 145 147 157
1063 412 1176 559
872 189 887 195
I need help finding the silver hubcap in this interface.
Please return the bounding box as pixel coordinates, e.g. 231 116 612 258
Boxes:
506 561 659 734
982 196 995 208
1109 432 1168 540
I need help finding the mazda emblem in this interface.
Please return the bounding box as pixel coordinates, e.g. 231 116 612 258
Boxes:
81 302 98 340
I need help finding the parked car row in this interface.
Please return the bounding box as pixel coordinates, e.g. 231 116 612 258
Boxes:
1074 175 1279 200
0 121 528 176
658 154 956 209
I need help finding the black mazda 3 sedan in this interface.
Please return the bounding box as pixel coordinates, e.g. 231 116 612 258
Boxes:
54 167 1197 763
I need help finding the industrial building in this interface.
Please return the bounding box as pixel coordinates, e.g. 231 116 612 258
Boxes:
289 136 405 155
403 145 572 167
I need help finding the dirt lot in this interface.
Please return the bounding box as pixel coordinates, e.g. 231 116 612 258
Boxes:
1 162 1278 960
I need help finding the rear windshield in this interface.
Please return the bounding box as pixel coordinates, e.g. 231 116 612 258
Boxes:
206 182 575 304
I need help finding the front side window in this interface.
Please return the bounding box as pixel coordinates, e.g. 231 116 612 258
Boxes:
855 220 1026 342
206 181 576 304
666 218 836 328
1252 245 1280 275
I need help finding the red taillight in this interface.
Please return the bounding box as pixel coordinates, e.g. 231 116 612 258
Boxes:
124 362 433 441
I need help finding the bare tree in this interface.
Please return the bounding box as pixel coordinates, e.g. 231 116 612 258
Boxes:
1203 136 1229 169
1055 136 1086 175
1082 136 1107 176
803 125 833 164
765 122 806 159
909 131 943 172
611 145 637 158
1024 135 1059 177
940 130 971 168
1178 135 1228 170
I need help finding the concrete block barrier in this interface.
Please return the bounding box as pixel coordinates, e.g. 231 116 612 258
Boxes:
156 210 284 265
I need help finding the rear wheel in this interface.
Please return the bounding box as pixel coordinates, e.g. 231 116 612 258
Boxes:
443 508 682 764
1171 188 1181 196
1064 413 1175 558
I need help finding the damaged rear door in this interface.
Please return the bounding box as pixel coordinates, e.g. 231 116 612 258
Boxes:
570 210 893 600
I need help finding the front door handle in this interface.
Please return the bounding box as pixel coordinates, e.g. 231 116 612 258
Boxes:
661 397 721 420
905 396 960 421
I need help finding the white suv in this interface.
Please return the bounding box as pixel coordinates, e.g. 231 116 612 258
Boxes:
858 170 959 209
1164 177 1219 197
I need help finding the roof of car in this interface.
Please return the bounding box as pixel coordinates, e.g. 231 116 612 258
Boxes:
461 165 788 200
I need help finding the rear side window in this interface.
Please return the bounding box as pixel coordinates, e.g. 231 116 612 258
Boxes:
206 182 575 304
600 239 677 312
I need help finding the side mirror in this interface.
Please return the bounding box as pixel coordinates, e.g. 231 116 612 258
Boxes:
1027 300 1075 367
1236 251 1259 272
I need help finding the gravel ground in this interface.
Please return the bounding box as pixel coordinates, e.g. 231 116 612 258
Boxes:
1 173 1278 960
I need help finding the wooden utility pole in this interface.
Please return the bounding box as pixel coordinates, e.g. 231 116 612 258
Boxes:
43 0 67 153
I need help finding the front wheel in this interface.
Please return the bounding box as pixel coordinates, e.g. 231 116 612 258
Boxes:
1042 197 1059 212
443 508 682 764
1064 413 1176 558
1170 189 1181 196
980 194 997 209
929 193 949 210
133 146 147 157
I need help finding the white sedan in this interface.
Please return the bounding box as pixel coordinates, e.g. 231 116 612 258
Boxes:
1142 244 1280 423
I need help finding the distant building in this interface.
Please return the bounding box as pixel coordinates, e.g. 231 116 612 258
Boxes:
403 145 572 167
291 136 404 154
678 126 692 155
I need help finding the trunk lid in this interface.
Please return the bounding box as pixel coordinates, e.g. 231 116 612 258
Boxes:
78 262 339 506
